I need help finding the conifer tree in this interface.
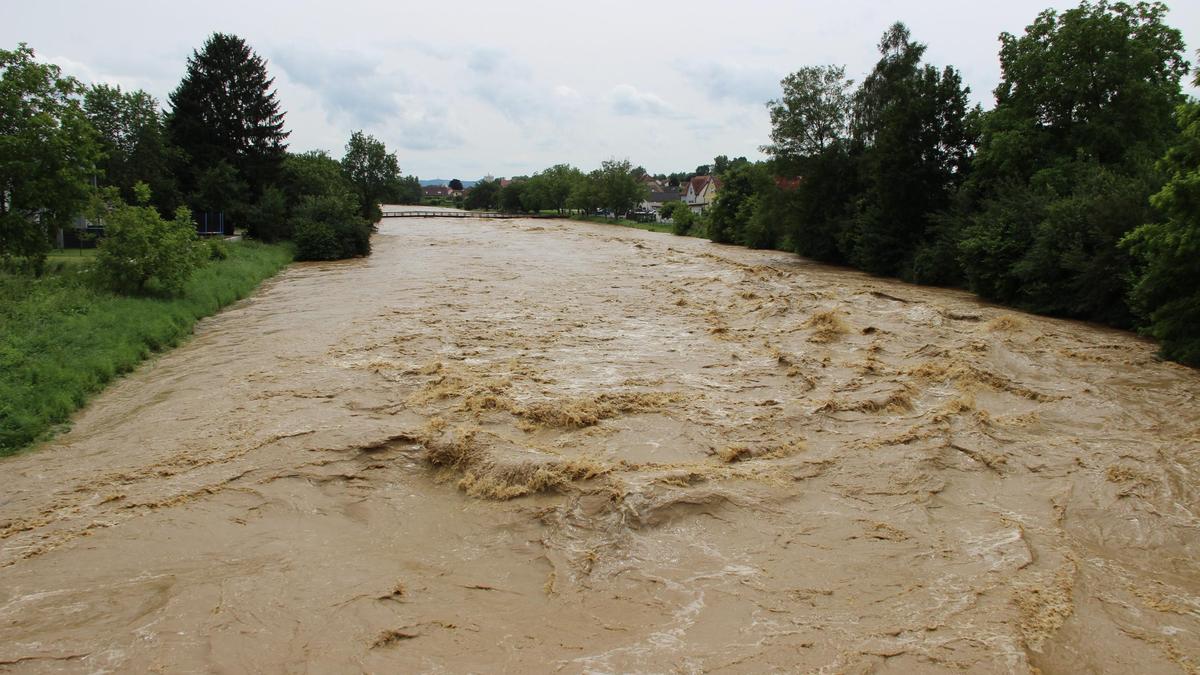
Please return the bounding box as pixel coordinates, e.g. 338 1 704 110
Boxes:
166 33 288 210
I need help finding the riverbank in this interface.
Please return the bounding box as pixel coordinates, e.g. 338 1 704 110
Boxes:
0 241 293 455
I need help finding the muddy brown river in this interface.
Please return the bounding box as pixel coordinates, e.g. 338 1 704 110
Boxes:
2 207 1198 673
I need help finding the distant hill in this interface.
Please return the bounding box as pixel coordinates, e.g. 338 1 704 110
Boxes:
419 179 479 188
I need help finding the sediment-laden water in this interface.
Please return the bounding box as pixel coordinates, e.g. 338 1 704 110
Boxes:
2 207 1198 673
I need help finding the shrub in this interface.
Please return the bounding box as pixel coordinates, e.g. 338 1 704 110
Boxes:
293 193 372 261
95 203 207 295
672 207 696 236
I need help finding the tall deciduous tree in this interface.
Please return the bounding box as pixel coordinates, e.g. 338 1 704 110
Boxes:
765 65 855 165
341 130 401 222
1123 67 1200 365
0 44 100 271
845 22 978 278
597 159 647 217
464 179 500 210
960 1 1189 324
84 84 180 216
166 33 288 211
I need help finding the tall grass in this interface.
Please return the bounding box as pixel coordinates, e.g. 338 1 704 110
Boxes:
0 241 293 455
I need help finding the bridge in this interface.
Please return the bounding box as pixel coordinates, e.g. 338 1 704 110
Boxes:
381 210 518 219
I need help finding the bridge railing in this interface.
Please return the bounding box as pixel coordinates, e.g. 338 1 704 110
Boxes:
380 210 514 219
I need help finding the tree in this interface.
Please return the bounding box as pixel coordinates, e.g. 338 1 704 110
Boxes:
765 65 854 165
843 22 978 277
658 200 683 221
597 159 647 217
448 178 464 191
961 1 1189 322
395 175 422 204
244 186 288 242
192 160 246 220
0 45 101 272
84 84 181 216
568 172 603 214
528 164 583 214
499 180 529 213
280 150 355 207
292 192 372 261
1123 68 1200 364
94 189 206 295
464 179 500 210
341 130 401 222
671 206 697 236
167 33 288 208
707 162 770 245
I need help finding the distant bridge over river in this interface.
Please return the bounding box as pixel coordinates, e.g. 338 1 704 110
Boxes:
381 210 518 219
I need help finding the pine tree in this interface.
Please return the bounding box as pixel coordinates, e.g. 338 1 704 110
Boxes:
166 33 288 210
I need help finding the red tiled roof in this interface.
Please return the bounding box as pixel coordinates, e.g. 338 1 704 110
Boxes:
689 175 712 194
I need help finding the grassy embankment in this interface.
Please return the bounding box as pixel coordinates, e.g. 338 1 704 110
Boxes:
0 241 293 456
563 214 675 234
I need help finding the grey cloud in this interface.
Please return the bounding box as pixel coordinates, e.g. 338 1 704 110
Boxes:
607 84 685 119
273 47 462 151
686 62 781 106
466 48 578 129
273 48 401 127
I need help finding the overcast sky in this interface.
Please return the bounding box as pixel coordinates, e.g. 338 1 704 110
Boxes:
6 1 1199 180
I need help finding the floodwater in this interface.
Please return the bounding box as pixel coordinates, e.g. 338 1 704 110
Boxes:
2 207 1198 673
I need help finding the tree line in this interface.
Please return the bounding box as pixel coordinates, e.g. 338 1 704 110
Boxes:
691 2 1197 366
1 32 421 286
459 159 650 217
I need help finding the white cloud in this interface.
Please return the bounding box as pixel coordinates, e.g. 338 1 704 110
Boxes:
607 84 683 119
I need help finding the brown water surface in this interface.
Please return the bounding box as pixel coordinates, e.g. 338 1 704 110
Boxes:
2 207 1199 673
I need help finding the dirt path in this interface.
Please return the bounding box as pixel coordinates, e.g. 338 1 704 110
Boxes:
2 208 1198 673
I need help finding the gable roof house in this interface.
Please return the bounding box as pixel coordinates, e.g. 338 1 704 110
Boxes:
683 175 719 213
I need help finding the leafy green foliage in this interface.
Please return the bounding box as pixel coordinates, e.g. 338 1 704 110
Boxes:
292 193 371 261
341 130 402 222
395 175 423 204
1124 85 1200 365
500 180 530 212
765 65 854 160
962 1 1188 323
244 185 289 242
597 159 648 217
95 199 207 296
465 179 501 210
0 241 292 454
846 23 979 277
83 84 181 216
707 163 770 245
568 172 603 214
671 205 697 236
0 44 101 272
525 164 583 213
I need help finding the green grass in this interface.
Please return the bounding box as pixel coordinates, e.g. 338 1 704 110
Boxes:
0 241 293 455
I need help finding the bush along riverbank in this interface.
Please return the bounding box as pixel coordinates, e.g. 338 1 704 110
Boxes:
0 240 293 455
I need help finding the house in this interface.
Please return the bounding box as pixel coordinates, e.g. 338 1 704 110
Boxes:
640 188 682 217
683 175 719 214
638 174 666 192
422 185 452 198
